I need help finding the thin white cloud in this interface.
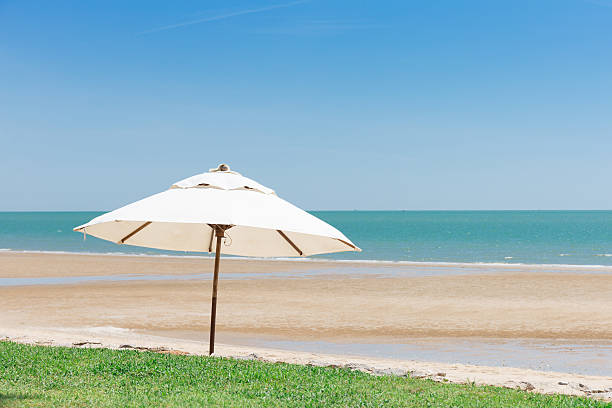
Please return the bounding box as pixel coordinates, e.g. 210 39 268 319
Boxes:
252 19 382 35
139 0 310 35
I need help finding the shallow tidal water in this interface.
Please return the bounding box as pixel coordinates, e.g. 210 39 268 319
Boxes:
216 333 612 377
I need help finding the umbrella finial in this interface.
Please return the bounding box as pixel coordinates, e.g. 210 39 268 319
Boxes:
211 163 230 172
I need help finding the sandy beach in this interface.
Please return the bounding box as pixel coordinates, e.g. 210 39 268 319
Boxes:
1 251 612 400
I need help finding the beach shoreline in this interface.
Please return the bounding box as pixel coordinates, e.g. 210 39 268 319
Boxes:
2 251 612 400
3 248 612 270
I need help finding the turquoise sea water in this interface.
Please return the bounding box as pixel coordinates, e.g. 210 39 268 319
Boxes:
0 211 611 265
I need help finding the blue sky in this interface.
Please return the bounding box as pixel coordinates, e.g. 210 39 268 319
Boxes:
1 0 611 210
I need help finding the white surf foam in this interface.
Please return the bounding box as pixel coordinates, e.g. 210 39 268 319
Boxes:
3 249 612 270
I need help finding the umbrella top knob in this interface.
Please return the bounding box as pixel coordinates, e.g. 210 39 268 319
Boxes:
171 165 276 195
211 163 230 172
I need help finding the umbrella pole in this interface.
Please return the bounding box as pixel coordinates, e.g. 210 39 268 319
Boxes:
209 229 223 355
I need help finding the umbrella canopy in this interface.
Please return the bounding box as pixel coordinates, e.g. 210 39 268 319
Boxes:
74 165 359 257
74 164 360 354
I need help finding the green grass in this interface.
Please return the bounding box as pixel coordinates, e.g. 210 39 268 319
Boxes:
0 341 609 407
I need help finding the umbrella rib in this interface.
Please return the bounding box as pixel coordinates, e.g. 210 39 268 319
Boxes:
119 221 152 244
336 238 358 250
277 230 303 256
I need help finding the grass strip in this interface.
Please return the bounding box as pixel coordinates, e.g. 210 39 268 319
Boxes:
0 341 609 407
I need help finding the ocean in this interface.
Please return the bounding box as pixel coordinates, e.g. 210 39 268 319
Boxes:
1 211 611 266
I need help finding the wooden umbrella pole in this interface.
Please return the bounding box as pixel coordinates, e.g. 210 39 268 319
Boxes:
209 227 223 355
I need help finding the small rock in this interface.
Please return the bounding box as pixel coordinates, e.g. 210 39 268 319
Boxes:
569 382 589 391
373 367 409 377
436 372 446 377
345 363 371 372
234 353 259 360
73 341 102 347
118 344 168 352
410 370 430 379
558 381 569 385
587 391 612 402
236 353 260 361
519 382 535 391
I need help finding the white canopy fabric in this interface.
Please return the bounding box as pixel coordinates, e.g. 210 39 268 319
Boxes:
74 165 360 257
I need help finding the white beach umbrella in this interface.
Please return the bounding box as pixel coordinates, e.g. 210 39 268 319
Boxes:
74 164 360 354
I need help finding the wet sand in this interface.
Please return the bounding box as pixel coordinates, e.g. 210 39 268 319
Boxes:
2 252 612 340
1 251 612 400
